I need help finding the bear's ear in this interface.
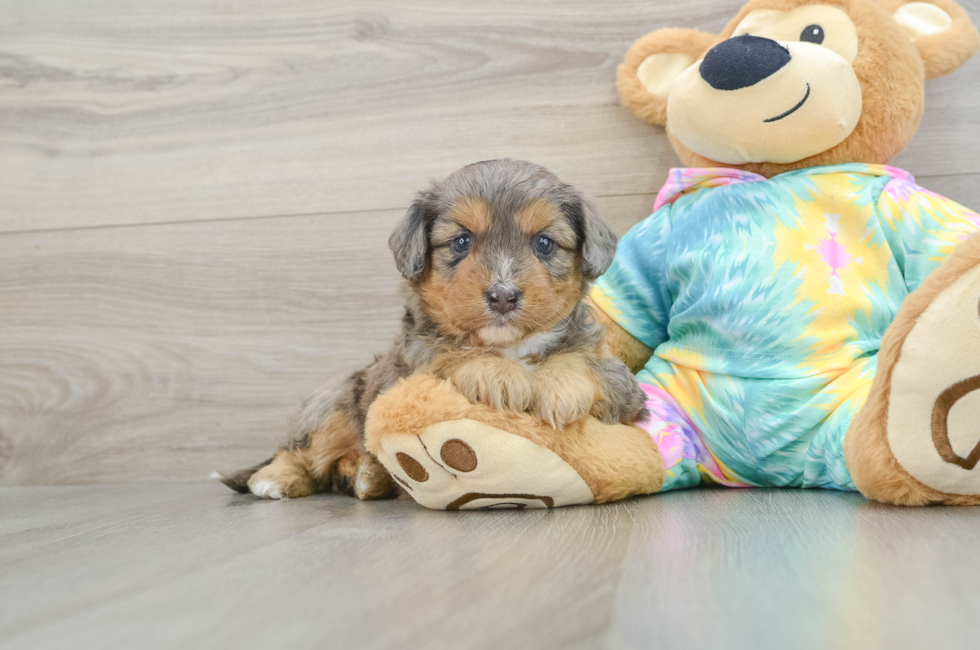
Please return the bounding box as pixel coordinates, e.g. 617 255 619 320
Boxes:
617 28 717 126
881 0 980 78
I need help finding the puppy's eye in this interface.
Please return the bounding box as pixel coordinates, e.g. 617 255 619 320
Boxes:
450 233 472 255
534 235 556 256
800 24 825 44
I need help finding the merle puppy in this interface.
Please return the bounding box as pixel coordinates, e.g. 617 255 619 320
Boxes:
222 159 646 500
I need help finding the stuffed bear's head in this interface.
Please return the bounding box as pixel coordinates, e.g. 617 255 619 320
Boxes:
619 0 979 176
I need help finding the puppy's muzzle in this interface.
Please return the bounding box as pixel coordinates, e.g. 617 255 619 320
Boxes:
485 283 521 315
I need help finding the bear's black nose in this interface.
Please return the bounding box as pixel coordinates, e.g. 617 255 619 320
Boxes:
699 35 791 91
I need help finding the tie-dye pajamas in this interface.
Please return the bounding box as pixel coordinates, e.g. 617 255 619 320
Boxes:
592 164 980 492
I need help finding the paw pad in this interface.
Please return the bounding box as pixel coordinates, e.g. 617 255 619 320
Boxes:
396 452 428 482
440 438 477 472
373 419 594 510
887 264 980 495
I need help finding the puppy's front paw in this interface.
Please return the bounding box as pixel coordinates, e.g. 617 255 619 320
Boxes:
446 358 534 412
533 370 597 429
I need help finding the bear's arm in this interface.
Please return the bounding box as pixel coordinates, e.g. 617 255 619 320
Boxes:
876 178 980 292
586 297 653 373
589 206 674 373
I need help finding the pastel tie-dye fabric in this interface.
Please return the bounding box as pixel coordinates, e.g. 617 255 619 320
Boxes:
593 164 980 492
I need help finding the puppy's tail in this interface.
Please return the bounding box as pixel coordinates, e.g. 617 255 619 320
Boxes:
212 458 272 494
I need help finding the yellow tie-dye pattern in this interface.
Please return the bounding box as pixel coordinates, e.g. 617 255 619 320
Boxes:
662 345 709 371
814 355 875 417
653 365 745 484
595 165 979 491
655 364 709 423
878 187 980 262
698 456 744 485
772 175 893 374
590 284 623 322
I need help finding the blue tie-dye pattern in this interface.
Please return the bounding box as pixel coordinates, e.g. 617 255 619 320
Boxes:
593 164 980 491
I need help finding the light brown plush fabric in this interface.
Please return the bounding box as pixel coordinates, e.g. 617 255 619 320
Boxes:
595 0 979 372
618 28 718 127
585 297 653 374
366 374 665 503
844 232 980 505
618 0 978 177
880 0 980 78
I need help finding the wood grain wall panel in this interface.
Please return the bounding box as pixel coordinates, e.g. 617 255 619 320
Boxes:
0 0 977 233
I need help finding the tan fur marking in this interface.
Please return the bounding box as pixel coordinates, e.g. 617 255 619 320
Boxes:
587 297 653 373
515 199 576 247
247 451 315 498
533 353 602 429
306 411 360 481
419 250 494 340
429 351 535 412
354 454 400 499
448 196 492 234
331 452 360 492
430 219 465 247
518 262 583 339
420 244 583 346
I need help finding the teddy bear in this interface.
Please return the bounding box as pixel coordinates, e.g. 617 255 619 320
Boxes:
365 0 980 509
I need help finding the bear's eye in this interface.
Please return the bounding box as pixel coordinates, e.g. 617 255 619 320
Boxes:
800 24 825 44
534 235 556 256
450 233 472 256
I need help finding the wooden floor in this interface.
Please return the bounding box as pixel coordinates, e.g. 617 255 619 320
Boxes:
2 0 980 647
2 485 980 650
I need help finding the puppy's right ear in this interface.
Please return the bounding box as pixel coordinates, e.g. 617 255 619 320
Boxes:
389 192 434 281
618 28 717 126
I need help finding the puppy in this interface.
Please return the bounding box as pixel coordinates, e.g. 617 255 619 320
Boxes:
221 159 647 500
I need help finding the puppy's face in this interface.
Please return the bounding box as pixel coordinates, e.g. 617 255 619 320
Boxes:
422 196 583 345
389 160 617 346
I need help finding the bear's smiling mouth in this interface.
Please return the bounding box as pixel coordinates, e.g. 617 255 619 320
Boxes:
763 83 811 123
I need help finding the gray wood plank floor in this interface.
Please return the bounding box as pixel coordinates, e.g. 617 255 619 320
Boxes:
3 485 980 650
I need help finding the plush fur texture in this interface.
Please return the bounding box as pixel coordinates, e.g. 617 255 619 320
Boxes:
606 0 980 506
586 297 654 374
844 232 980 505
221 159 648 501
365 374 665 504
617 29 718 126
881 0 980 78
618 0 978 176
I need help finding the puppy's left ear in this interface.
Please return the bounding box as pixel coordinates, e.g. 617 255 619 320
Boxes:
564 192 617 281
389 190 435 281
882 0 980 78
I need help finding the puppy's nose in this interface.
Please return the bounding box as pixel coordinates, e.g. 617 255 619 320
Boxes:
485 283 520 315
700 35 791 91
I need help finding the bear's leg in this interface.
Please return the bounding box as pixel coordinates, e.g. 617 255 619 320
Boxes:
844 232 980 505
364 374 665 509
633 381 747 490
